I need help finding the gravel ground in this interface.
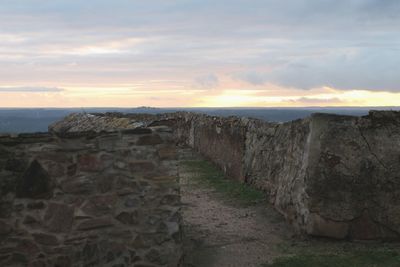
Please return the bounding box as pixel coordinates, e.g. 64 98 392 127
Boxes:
178 148 293 267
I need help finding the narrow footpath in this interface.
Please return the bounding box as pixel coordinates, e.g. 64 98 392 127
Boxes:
178 148 293 267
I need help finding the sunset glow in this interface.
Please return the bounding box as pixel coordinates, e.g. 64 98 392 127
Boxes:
0 1 399 107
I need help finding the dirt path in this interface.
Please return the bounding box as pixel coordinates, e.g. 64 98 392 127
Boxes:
178 148 294 267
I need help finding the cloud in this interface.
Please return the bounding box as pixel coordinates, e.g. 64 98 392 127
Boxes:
233 72 267 86
193 74 219 89
0 86 64 93
235 46 400 92
0 0 399 105
289 97 344 105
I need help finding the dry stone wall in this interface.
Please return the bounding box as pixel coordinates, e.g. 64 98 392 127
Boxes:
171 113 247 182
48 111 400 241
170 111 400 240
0 128 182 266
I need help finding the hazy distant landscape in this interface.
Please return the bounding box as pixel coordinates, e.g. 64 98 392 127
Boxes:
0 107 398 133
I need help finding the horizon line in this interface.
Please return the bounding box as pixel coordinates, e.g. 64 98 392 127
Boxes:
0 106 400 110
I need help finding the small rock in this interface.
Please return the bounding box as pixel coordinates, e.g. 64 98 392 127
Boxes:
81 195 117 216
61 175 95 194
0 220 12 235
4 158 28 172
32 233 59 246
136 135 163 146
44 202 74 233
157 146 178 160
124 198 139 208
129 161 155 172
145 249 168 265
27 201 45 210
115 211 139 225
121 128 152 135
77 218 114 231
23 215 38 225
160 194 180 206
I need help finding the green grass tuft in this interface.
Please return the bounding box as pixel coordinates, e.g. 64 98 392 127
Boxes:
182 160 265 206
264 249 400 267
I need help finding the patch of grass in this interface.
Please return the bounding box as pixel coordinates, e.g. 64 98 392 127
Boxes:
264 249 400 267
182 160 265 206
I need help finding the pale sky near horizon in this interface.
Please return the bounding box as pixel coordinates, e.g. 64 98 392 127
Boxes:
0 0 399 107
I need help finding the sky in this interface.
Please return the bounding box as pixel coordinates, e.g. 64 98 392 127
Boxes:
0 0 399 107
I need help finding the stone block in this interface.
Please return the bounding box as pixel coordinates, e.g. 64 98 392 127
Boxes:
4 158 28 172
129 161 155 172
16 160 53 199
157 146 178 160
27 201 45 210
136 135 163 146
44 203 74 233
77 218 114 231
77 154 105 172
306 213 349 239
121 128 152 135
61 175 95 194
0 220 12 236
32 233 59 246
81 195 117 216
115 211 140 225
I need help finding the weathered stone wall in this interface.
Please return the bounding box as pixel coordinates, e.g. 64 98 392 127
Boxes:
0 128 182 266
48 110 400 241
170 111 400 240
304 112 400 240
172 113 247 181
244 118 312 234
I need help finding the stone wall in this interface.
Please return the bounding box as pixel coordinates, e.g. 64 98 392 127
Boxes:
304 112 400 240
169 111 400 240
0 127 182 266
171 114 247 181
48 111 400 241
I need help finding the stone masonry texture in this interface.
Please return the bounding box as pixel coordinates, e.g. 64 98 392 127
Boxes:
0 127 182 267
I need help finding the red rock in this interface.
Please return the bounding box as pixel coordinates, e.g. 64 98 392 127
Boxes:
77 154 105 172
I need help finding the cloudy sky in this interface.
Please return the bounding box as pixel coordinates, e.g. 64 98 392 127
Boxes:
0 0 399 107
